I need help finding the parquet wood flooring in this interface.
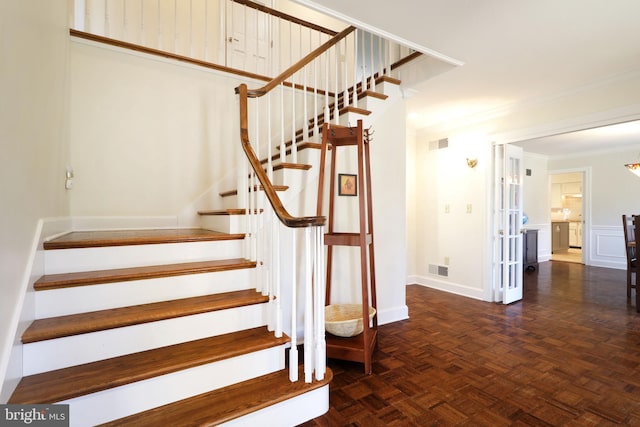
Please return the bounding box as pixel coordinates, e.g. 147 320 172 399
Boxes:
303 261 640 426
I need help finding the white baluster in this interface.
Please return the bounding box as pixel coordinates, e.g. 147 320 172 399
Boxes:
369 31 374 90
279 83 286 162
353 30 358 108
334 43 339 124
274 215 282 338
173 0 177 53
189 0 193 57
324 51 329 127
203 0 208 61
304 227 313 383
104 0 110 37
314 226 326 380
157 0 162 50
289 227 298 382
378 34 383 78
122 0 127 40
291 72 297 163
140 0 145 45
303 65 309 142
73 0 86 31
313 59 318 140
267 92 273 181
343 37 349 113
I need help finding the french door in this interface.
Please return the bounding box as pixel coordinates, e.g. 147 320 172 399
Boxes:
493 143 524 304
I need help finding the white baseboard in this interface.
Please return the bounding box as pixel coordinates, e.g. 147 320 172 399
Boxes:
377 304 409 325
408 276 485 301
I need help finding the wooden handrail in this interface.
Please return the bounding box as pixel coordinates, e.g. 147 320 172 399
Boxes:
235 26 358 228
237 84 325 228
240 26 356 98
231 0 337 36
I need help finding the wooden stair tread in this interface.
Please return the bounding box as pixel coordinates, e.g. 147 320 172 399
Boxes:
338 105 371 116
10 327 288 404
198 209 263 216
34 258 256 291
43 228 242 250
219 185 288 198
22 289 269 343
99 367 333 426
273 162 312 171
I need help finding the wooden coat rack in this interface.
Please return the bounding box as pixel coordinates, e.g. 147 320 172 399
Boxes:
316 119 378 374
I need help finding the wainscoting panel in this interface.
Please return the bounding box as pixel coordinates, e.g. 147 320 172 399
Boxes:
589 225 626 270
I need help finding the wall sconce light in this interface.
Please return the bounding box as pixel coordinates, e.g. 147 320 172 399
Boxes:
625 163 640 177
466 158 478 168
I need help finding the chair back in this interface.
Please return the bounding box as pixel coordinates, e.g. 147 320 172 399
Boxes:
623 214 637 265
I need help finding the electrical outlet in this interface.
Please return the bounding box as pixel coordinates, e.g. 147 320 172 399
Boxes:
444 204 450 214
444 256 450 265
466 204 472 213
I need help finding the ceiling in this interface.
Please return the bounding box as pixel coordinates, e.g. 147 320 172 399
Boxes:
296 0 640 156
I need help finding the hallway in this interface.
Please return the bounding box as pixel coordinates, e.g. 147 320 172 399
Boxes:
303 261 640 426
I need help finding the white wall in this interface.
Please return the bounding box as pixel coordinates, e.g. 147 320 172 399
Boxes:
68 38 250 219
411 132 491 300
0 1 71 400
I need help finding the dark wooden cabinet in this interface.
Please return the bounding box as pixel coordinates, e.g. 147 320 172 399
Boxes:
523 229 538 271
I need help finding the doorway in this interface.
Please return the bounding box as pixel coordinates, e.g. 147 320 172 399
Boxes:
549 170 586 264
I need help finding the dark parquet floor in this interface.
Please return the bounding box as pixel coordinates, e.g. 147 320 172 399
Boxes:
301 261 640 426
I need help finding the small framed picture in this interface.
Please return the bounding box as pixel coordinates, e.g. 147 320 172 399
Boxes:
338 174 357 196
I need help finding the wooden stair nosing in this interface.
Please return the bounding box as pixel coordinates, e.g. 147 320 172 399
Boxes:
34 258 256 291
22 289 269 344
10 327 289 405
43 229 243 250
219 185 288 198
98 367 333 427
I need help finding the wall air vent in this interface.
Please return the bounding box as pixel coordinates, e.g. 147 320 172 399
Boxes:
428 138 449 151
429 264 449 277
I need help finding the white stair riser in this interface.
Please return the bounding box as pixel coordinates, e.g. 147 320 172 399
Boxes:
221 194 240 210
44 240 243 274
35 268 256 318
220 385 329 427
357 95 385 112
61 346 286 427
200 214 251 234
279 147 320 167
272 168 308 189
375 80 402 97
23 303 268 375
338 112 371 129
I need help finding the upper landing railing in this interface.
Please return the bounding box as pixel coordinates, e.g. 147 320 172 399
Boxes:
71 0 417 81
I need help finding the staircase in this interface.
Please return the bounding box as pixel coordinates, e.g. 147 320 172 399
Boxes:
6 3 413 422
8 228 331 426
6 72 401 424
